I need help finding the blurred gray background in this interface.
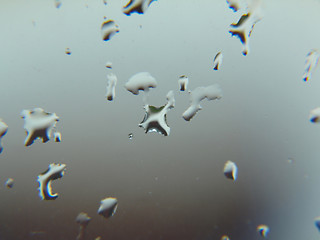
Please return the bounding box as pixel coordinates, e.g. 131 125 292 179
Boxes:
0 0 320 239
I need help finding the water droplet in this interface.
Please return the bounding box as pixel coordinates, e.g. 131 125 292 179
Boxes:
178 75 188 91
103 0 107 5
223 160 237 181
98 197 118 219
226 0 241 12
5 178 14 189
105 61 112 69
0 119 8 154
101 20 119 41
128 133 133 139
287 157 294 164
182 84 222 121
65 48 71 55
21 108 60 147
315 217 320 231
229 1 263 56
303 49 319 81
54 0 62 8
309 107 320 123
213 52 223 70
125 72 157 95
53 132 61 142
105 73 118 101
221 235 230 240
37 163 66 200
257 224 269 238
139 90 175 136
76 212 91 240
95 237 102 240
122 0 156 15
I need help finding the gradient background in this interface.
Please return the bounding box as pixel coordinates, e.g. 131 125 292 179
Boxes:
0 0 320 239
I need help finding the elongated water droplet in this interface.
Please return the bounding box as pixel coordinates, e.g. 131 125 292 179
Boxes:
182 84 222 121
0 119 8 154
257 224 269 238
178 75 188 91
122 0 156 15
101 20 119 41
37 163 66 200
5 178 14 189
213 52 223 70
303 49 319 81
21 108 60 147
223 160 237 181
105 73 118 101
98 197 118 219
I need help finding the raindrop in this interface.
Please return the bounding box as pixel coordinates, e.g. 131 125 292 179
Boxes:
76 212 91 240
125 72 157 95
122 0 156 15
128 133 133 139
0 119 8 154
257 224 269 238
65 48 71 55
105 61 112 69
105 73 118 101
223 160 237 181
229 0 263 56
5 178 14 189
54 0 62 8
139 90 175 136
309 107 320 123
54 132 61 142
221 235 230 240
303 49 319 81
182 84 222 121
37 163 66 200
226 0 242 12
178 75 188 91
21 108 60 147
213 52 223 70
98 197 118 219
101 20 119 41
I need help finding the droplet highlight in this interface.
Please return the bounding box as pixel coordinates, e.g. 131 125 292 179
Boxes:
182 84 222 121
37 163 66 200
101 20 119 41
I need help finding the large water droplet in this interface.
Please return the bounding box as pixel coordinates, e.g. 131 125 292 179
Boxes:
101 20 119 41
0 119 8 154
178 75 188 91
98 197 118 219
5 178 14 189
122 0 156 15
213 52 223 70
139 91 175 136
182 84 222 121
21 108 60 147
257 224 269 238
223 160 237 181
229 1 263 56
303 49 319 82
37 163 66 200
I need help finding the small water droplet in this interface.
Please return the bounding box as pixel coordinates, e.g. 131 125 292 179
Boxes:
5 178 14 189
128 133 133 139
103 0 107 5
122 0 156 15
221 235 230 240
178 75 188 91
105 73 118 101
101 20 119 41
309 107 320 123
105 61 112 69
54 0 62 8
223 160 237 181
287 157 294 164
213 52 223 70
65 48 71 55
257 224 269 238
98 197 118 219
0 119 8 154
303 49 319 82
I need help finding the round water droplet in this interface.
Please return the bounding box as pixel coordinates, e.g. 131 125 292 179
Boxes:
65 48 71 55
